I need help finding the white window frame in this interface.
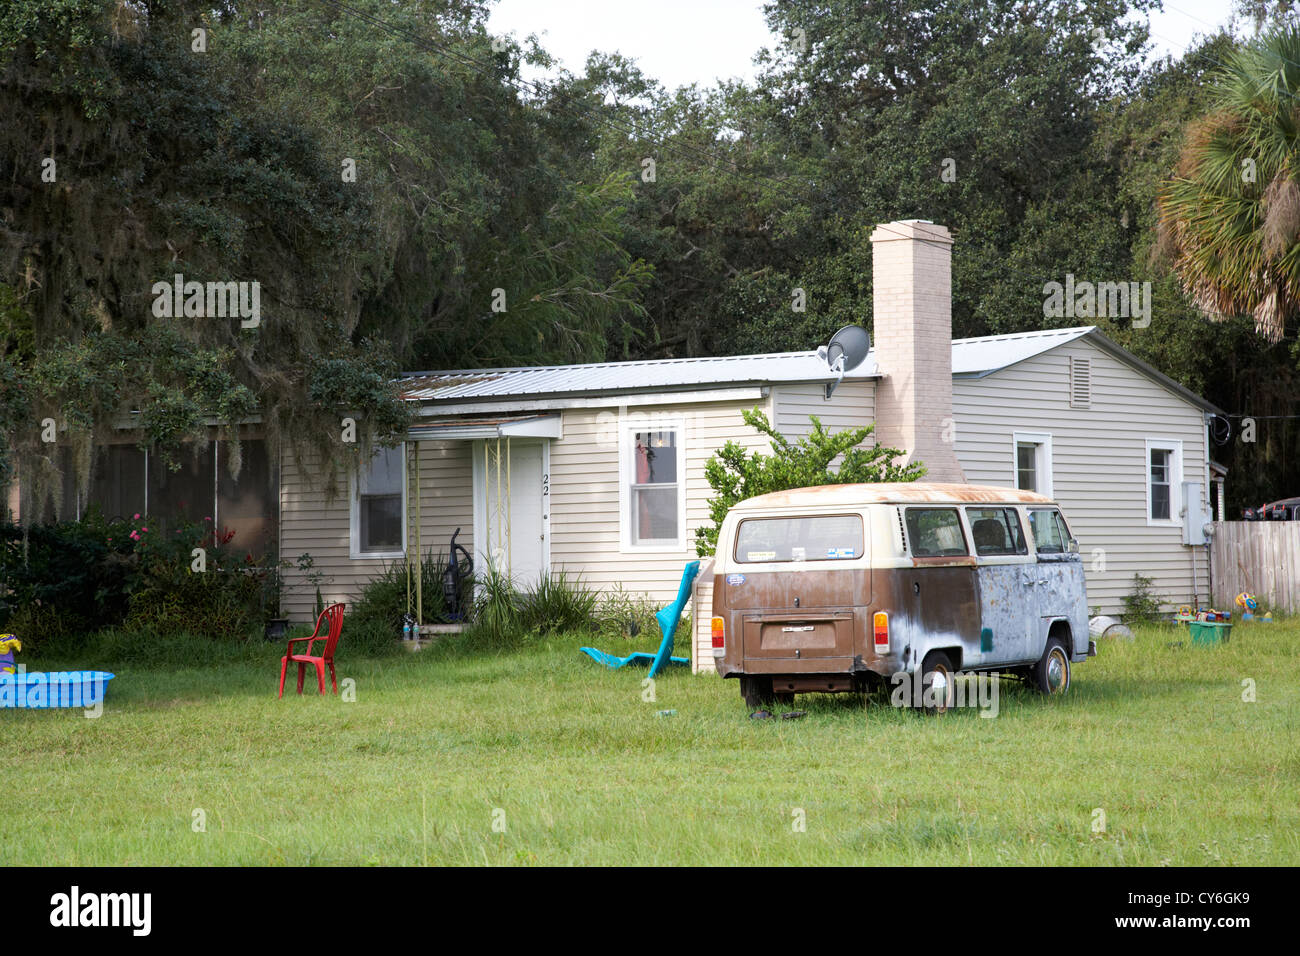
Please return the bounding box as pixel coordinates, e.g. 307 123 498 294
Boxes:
1011 431 1054 499
350 442 407 559
1145 438 1183 527
619 414 687 552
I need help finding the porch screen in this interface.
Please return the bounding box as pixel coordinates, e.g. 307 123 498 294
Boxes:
631 429 679 544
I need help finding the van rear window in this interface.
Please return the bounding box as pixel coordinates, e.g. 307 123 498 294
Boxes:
734 514 863 563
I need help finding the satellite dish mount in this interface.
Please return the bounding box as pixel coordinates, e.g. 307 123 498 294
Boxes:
817 325 871 399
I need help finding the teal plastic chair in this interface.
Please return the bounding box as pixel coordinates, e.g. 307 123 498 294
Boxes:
581 561 700 678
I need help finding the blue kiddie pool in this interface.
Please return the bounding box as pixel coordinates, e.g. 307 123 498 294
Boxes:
0 670 115 708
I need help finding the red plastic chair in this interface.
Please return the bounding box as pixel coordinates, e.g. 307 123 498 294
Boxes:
278 603 346 698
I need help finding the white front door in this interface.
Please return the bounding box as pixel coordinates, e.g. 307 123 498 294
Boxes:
474 439 549 589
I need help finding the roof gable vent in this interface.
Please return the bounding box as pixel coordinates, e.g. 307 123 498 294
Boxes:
1069 356 1092 408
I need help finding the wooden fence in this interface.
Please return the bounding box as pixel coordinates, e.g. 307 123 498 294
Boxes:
1210 521 1300 615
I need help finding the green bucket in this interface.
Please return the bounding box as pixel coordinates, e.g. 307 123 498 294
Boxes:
1189 620 1232 645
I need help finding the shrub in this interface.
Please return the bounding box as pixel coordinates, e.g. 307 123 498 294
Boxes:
1123 572 1165 624
0 512 134 648
0 510 279 646
346 549 453 647
595 583 660 640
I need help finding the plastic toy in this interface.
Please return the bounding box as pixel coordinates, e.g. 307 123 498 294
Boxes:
0 634 20 675
1235 592 1259 612
581 561 700 678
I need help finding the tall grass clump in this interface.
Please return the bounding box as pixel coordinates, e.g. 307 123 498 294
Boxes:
520 570 598 635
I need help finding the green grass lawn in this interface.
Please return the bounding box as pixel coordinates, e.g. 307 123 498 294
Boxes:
4 619 1298 865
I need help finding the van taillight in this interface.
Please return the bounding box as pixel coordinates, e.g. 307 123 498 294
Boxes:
873 611 889 653
711 616 725 655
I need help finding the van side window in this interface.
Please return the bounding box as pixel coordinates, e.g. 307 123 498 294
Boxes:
1028 508 1072 554
965 507 1028 556
904 508 968 557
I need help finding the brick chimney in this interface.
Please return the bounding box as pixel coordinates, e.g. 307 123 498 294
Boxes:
870 219 966 483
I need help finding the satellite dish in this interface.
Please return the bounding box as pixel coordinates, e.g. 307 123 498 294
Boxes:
817 325 871 398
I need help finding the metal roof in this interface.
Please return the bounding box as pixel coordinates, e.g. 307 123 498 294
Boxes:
398 324 1221 414
400 351 874 401
951 327 1093 376
734 482 1056 510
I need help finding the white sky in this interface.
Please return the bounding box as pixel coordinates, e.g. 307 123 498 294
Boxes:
486 0 1246 91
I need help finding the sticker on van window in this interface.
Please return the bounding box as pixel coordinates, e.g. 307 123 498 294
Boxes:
826 547 855 558
746 551 776 562
791 547 806 562
726 573 745 586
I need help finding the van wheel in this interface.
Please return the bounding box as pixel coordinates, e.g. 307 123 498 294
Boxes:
917 651 955 715
740 676 774 710
1031 638 1071 696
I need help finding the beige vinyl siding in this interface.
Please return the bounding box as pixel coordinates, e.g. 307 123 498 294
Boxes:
952 340 1208 615
549 401 773 605
279 440 473 622
773 380 875 439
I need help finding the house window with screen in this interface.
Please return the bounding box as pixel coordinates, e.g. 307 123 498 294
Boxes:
1016 443 1037 491
1148 448 1176 520
1013 432 1052 497
628 428 681 546
353 445 404 556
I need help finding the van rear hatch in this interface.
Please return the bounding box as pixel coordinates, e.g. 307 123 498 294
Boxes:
726 513 868 669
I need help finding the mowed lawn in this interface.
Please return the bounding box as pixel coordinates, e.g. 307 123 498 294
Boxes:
4 620 1298 866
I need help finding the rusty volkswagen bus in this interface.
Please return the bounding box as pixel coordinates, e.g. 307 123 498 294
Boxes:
709 482 1093 711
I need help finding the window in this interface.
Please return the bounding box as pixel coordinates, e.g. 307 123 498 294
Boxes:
735 515 863 563
965 507 1027 556
1016 443 1037 492
904 508 968 557
626 426 683 547
1145 439 1182 524
352 445 404 556
1028 507 1073 554
1013 432 1053 497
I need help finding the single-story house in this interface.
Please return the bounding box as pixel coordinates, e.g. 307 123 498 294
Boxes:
20 220 1225 666
278 220 1223 666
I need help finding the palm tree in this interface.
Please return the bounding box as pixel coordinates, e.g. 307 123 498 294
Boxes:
1159 27 1300 343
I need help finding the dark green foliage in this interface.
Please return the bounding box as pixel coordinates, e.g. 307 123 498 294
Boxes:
695 409 925 557
0 511 278 648
0 514 132 648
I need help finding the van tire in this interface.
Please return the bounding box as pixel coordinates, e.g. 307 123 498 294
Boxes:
917 651 955 715
741 676 774 710
1031 637 1071 696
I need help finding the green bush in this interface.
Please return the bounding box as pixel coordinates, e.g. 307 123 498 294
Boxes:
346 548 453 648
0 512 134 648
1123 572 1166 624
595 583 661 641
1 510 279 648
